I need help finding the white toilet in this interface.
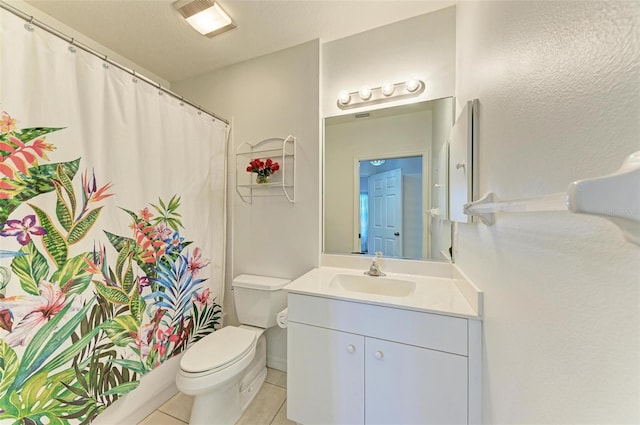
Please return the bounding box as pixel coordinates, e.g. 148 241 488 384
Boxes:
176 274 290 425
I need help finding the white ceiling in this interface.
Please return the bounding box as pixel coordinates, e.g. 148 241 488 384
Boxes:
25 0 455 83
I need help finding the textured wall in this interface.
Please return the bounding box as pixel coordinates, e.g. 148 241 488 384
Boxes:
455 1 640 423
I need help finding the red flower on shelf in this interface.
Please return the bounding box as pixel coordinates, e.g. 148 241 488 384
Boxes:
246 158 280 183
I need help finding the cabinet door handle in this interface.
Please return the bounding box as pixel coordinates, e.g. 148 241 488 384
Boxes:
347 344 356 353
374 350 384 360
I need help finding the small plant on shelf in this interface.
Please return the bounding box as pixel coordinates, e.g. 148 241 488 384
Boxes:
247 158 280 184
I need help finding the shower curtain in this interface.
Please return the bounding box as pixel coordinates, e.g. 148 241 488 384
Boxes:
0 9 228 425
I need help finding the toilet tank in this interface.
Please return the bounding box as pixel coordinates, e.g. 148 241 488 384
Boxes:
232 274 290 328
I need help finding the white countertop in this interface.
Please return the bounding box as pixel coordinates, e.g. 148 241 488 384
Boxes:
284 266 482 319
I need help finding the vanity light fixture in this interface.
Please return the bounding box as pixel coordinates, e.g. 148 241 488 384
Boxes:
406 78 421 93
381 81 395 96
174 0 236 38
358 86 372 100
338 90 351 105
337 79 425 109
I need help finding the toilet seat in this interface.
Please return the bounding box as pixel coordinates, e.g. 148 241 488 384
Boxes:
180 326 257 376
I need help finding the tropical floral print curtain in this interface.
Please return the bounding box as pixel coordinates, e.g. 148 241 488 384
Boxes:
0 9 228 424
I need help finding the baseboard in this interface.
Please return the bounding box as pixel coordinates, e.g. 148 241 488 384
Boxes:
266 355 287 372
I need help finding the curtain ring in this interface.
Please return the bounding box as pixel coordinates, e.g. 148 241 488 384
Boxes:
68 38 76 53
157 83 163 96
132 70 138 83
24 16 35 32
180 96 185 106
103 55 109 69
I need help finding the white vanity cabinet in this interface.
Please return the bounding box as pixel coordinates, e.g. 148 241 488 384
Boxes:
287 293 479 425
365 336 467 425
288 323 365 424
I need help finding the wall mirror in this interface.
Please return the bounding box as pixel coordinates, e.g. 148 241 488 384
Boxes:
323 97 454 261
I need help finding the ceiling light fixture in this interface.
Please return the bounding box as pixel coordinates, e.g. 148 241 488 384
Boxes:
337 79 425 110
174 0 236 38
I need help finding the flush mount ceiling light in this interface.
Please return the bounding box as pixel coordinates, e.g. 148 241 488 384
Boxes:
337 79 425 110
174 0 236 38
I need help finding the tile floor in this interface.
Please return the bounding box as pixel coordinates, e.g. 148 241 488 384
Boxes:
138 368 294 425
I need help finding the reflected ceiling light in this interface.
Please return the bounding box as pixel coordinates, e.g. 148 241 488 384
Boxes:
370 160 386 166
174 0 236 38
337 79 425 110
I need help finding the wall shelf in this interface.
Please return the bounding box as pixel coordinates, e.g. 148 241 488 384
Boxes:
236 135 296 203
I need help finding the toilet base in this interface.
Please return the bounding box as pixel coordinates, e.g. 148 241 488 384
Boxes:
187 364 267 425
189 377 243 425
185 330 267 424
240 366 267 412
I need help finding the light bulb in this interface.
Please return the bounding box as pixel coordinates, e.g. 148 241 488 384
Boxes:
359 86 372 100
338 90 351 105
406 79 420 93
381 81 395 96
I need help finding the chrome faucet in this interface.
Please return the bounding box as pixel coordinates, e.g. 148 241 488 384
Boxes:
364 252 386 277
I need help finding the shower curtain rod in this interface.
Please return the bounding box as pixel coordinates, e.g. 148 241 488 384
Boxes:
0 1 229 125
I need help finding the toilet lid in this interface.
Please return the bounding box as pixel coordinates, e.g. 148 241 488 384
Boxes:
180 326 256 374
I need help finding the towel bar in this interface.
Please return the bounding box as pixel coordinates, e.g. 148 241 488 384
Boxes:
464 151 640 245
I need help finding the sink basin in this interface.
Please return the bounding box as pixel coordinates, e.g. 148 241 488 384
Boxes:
329 274 416 298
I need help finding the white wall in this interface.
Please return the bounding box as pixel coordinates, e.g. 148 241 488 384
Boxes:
172 40 320 370
322 6 455 117
455 1 640 423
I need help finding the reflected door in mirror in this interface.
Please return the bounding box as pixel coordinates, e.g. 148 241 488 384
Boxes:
368 168 403 257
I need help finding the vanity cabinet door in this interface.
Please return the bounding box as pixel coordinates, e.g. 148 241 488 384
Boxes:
288 322 365 425
365 337 468 425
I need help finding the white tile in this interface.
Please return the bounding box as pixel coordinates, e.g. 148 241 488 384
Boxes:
138 410 187 425
158 392 194 423
270 401 296 425
265 368 287 389
236 383 286 425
